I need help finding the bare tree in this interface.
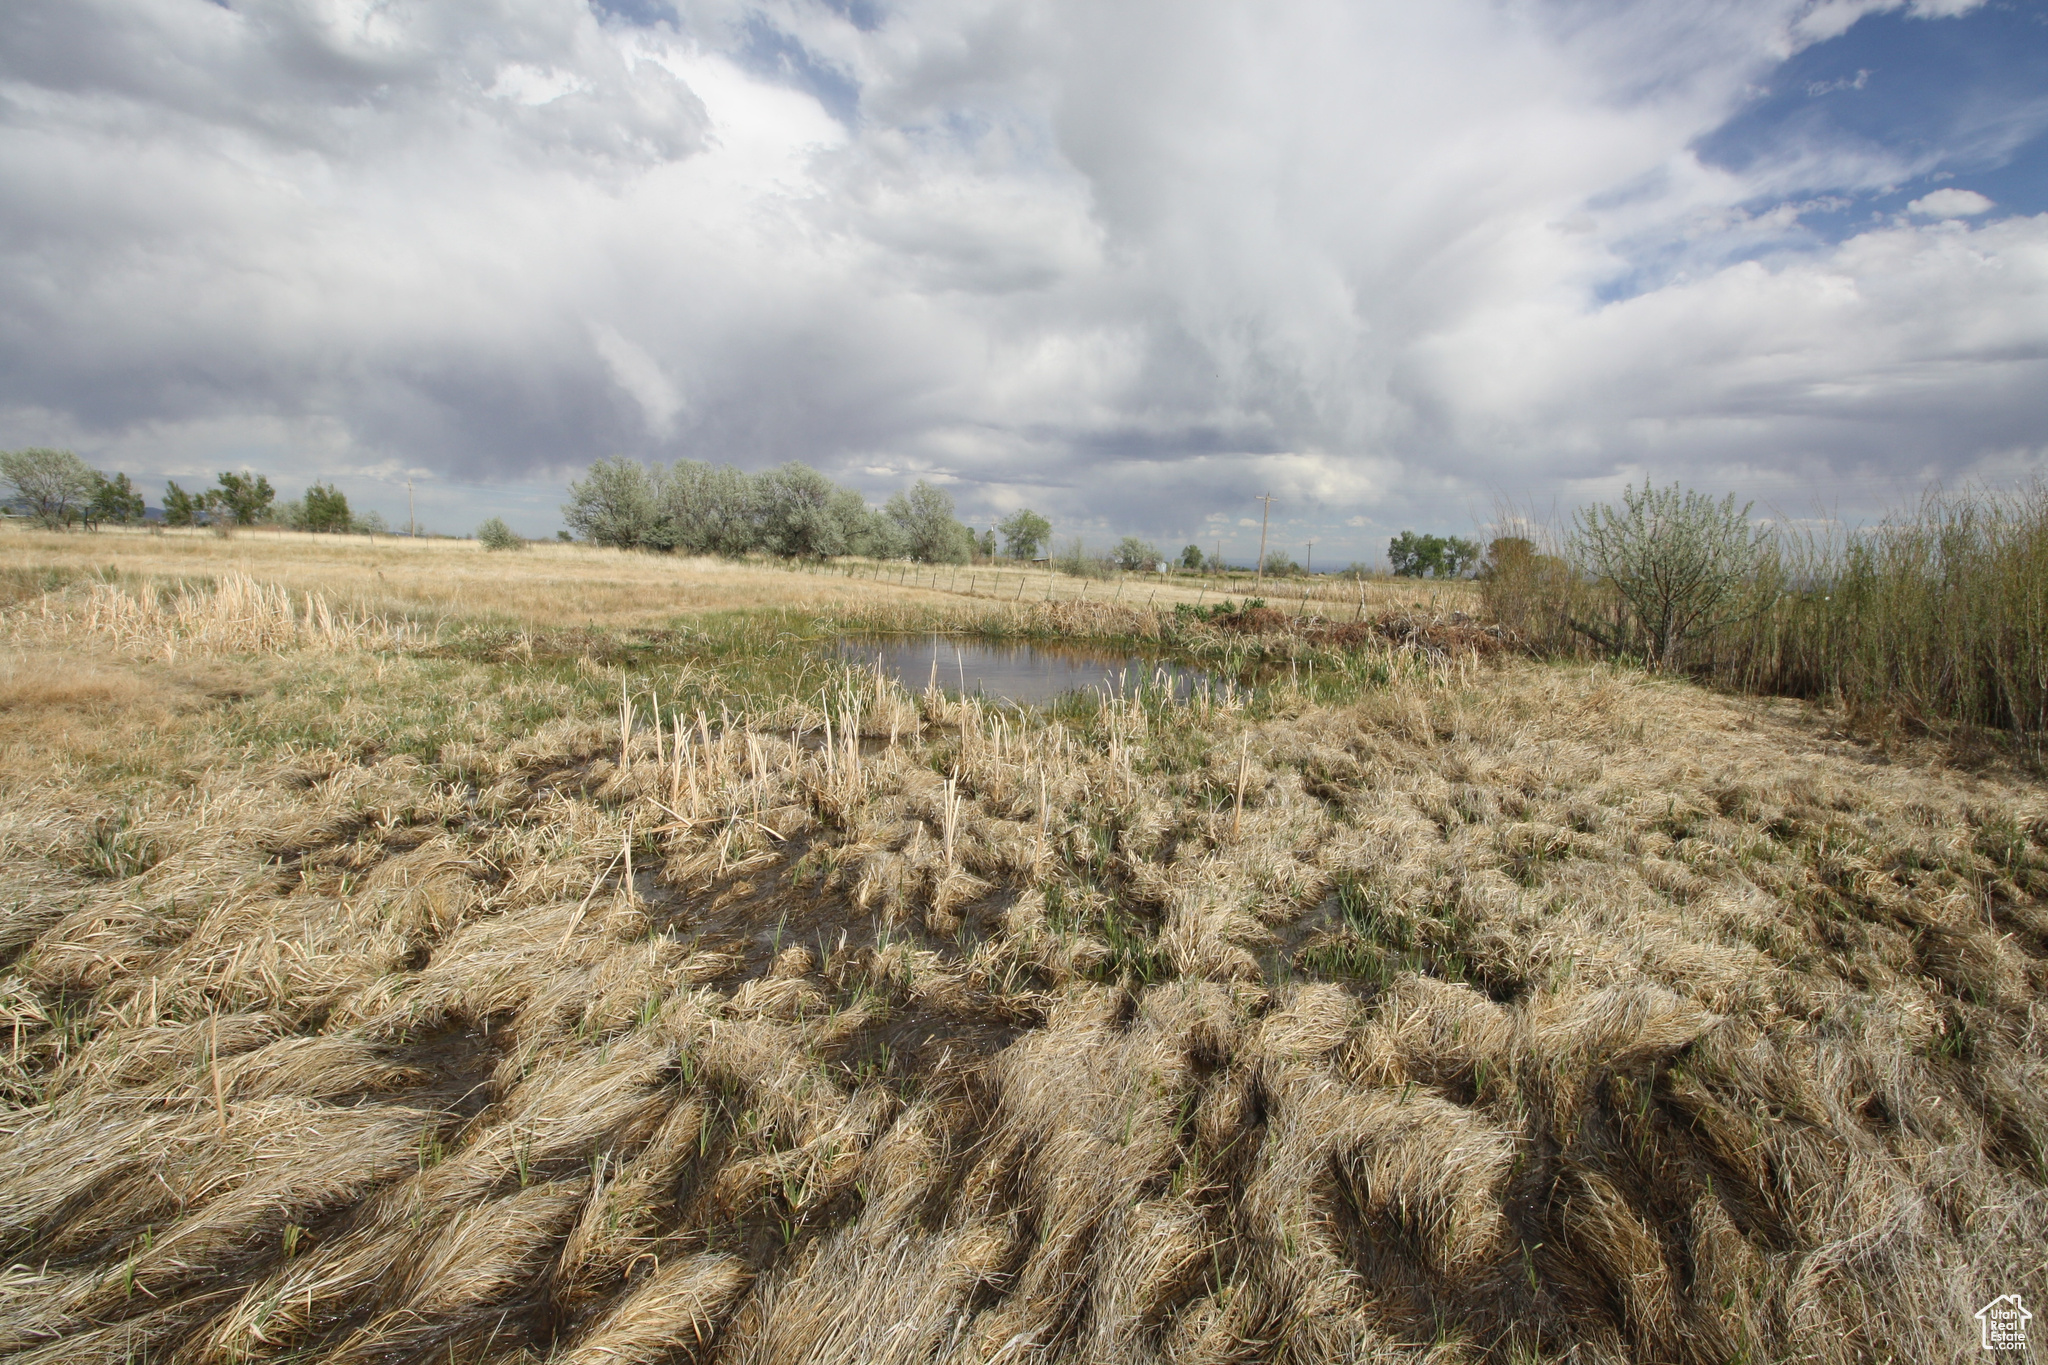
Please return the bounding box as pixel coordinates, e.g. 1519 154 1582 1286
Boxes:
1569 481 1773 669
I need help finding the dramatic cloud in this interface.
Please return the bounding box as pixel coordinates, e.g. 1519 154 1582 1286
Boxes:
1 0 2043 555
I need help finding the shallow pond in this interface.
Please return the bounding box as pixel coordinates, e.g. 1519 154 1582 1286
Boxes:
837 635 1214 706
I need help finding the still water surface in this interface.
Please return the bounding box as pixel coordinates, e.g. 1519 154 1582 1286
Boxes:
838 635 1213 706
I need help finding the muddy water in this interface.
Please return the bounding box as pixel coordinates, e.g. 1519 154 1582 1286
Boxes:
837 634 1213 706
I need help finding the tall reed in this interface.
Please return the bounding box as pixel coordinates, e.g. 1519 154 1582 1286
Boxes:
1486 484 2048 736
1722 485 2048 734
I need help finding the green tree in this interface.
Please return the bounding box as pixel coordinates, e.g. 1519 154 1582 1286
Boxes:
998 508 1052 560
302 482 351 533
1388 531 1480 578
563 457 660 548
206 471 276 526
886 480 973 563
978 526 996 559
753 462 857 559
162 480 201 527
652 460 758 555
1568 482 1774 669
848 500 907 559
1113 535 1160 571
85 472 146 528
1180 544 1203 571
1 448 96 528
476 516 523 550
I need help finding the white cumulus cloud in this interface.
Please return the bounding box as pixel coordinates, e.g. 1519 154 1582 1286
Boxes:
1907 187 1996 217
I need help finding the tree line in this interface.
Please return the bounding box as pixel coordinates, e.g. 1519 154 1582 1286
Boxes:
566 457 1075 565
0 448 382 533
8 443 1500 577
564 457 1503 579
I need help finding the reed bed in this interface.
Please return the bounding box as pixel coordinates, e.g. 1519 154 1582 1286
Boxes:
7 571 418 660
1486 484 2048 740
0 556 2043 1363
1720 486 2048 736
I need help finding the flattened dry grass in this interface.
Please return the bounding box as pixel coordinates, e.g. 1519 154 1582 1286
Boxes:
0 553 2042 1364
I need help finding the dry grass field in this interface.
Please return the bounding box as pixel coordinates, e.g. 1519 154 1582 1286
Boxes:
0 526 2042 1364
0 526 1476 630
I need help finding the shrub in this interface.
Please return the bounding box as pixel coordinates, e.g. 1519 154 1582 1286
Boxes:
476 517 523 551
1477 535 1582 650
752 463 857 559
1568 482 1772 669
1053 536 1111 578
1262 551 1302 577
564 456 660 548
885 481 975 564
654 460 757 555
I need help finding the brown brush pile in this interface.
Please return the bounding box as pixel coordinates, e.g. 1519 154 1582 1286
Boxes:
1 583 2045 1363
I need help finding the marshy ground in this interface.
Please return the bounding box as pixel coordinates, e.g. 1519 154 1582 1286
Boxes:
0 529 2043 1364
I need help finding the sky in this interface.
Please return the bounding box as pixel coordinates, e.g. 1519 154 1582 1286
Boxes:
2 0 2045 561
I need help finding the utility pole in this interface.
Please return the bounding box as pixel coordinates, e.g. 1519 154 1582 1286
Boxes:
1253 493 1274 592
406 479 416 539
1305 540 1314 577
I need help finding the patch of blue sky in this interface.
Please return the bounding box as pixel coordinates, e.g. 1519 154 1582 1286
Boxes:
588 0 679 27
585 3 865 126
737 14 861 125
1698 3 2048 220
814 0 885 34
1596 3 2048 303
